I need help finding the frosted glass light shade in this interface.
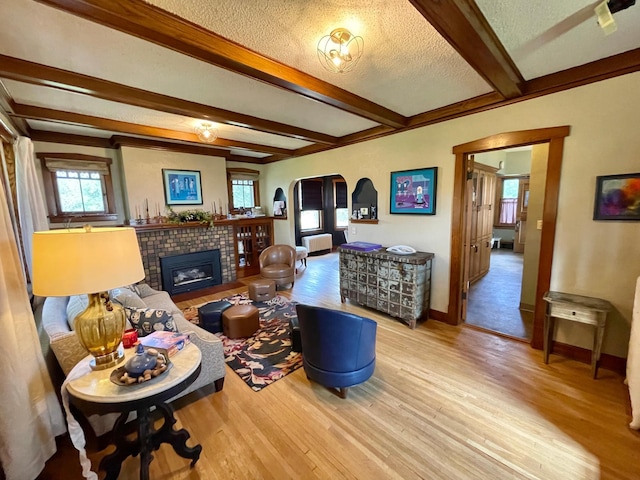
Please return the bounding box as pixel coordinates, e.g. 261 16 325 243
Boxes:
195 122 218 143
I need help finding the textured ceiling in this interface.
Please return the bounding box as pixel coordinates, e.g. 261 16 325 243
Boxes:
476 0 640 79
144 0 492 115
1 0 639 162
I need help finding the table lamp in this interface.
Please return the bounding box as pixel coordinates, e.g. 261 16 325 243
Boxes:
32 226 145 370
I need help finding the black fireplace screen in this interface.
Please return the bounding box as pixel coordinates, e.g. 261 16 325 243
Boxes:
160 249 222 295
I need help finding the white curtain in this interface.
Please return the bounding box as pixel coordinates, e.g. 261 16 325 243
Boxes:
14 137 49 279
499 198 518 224
628 276 640 429
0 139 65 480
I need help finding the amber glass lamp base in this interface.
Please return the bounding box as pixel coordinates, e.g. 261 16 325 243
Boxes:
74 292 126 370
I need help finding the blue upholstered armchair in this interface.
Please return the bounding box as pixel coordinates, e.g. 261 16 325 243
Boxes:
295 304 377 398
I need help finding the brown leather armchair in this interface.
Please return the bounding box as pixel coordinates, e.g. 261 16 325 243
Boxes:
259 245 296 288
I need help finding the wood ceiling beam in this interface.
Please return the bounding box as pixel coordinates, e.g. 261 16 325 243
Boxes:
10 104 295 156
227 154 267 165
524 47 640 97
29 130 113 148
409 0 524 98
35 0 407 128
110 135 261 162
0 55 335 145
408 92 504 127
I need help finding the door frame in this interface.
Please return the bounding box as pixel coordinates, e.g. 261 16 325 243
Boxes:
448 126 570 349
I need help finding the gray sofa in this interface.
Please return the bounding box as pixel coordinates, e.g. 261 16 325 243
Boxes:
39 284 226 436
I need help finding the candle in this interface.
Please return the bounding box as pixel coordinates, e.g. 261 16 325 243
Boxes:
122 329 138 349
135 205 140 218
213 201 216 213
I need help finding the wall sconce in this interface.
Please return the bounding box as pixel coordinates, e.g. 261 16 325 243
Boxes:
317 28 364 74
195 122 218 143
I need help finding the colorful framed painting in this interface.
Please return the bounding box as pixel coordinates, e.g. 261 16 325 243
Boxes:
390 167 437 215
162 169 203 206
593 172 640 221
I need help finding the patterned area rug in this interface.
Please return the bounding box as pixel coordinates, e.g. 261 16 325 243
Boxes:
208 293 302 391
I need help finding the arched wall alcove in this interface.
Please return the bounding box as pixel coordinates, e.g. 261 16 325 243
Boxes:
351 178 378 222
273 187 287 219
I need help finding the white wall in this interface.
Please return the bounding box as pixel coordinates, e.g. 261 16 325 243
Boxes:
503 150 532 175
263 72 640 358
120 147 227 221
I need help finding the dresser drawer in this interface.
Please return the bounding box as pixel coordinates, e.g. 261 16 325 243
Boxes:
549 304 600 325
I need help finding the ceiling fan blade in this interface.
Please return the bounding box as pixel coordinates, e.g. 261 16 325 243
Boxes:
513 3 597 59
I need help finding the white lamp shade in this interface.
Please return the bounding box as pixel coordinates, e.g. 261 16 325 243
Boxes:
32 227 145 296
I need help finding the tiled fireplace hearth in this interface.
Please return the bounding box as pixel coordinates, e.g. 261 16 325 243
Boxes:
134 223 236 291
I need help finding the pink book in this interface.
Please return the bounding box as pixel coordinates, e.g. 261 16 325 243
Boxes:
138 331 191 356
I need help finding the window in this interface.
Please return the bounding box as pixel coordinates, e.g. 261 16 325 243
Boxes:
299 179 323 231
56 170 104 212
227 168 260 212
39 153 117 223
334 180 348 229
300 210 321 230
231 179 255 209
494 176 526 227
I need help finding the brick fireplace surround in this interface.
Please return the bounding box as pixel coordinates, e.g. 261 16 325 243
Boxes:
134 223 236 291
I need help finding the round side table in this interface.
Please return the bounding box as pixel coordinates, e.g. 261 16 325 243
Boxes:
66 343 202 480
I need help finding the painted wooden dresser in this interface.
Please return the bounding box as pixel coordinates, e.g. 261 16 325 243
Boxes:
338 246 434 328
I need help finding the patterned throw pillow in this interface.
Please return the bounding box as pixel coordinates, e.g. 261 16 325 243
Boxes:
125 307 178 337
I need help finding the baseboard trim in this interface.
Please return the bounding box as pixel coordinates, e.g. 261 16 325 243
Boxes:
519 302 534 312
551 341 626 375
429 309 449 323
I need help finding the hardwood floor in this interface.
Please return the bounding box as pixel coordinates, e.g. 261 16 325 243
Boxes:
40 252 640 479
466 249 533 340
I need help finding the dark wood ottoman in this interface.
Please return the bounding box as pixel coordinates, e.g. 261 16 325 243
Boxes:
222 304 260 339
198 300 232 333
248 278 276 302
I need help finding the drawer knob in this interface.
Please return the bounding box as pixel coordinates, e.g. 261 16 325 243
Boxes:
572 311 576 315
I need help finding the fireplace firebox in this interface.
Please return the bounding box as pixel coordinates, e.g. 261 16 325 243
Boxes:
160 249 222 296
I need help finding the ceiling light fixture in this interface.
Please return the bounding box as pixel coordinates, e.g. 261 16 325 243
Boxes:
195 122 218 143
317 28 364 74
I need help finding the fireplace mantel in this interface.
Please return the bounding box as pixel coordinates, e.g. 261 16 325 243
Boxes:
131 217 275 233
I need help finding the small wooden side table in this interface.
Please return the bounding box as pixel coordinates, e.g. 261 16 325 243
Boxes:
543 291 613 378
67 343 203 480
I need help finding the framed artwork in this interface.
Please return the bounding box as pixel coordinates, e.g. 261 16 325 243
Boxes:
390 167 437 215
593 172 640 221
162 169 203 205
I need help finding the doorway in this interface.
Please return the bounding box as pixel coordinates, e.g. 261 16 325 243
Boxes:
447 126 570 350
465 148 534 341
